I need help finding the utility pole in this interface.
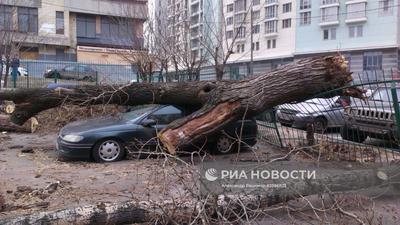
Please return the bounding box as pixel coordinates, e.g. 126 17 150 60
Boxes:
249 0 254 77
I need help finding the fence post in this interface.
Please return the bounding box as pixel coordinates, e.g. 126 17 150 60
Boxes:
390 81 400 142
96 71 99 86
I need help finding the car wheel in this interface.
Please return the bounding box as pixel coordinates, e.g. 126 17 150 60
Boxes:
214 134 236 154
92 139 125 163
340 125 367 143
313 117 327 134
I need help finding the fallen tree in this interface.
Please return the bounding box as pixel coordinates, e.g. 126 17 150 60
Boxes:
1 162 399 225
0 115 38 133
0 55 357 153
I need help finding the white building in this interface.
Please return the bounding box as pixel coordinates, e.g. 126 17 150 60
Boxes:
223 0 296 77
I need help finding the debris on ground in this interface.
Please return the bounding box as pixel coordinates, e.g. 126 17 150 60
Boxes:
36 105 128 133
0 192 4 212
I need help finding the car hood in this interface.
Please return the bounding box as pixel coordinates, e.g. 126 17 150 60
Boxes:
350 98 394 112
278 102 332 114
60 116 137 135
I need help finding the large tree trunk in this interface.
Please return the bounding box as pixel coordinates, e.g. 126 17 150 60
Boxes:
1 163 398 225
0 115 38 133
0 55 354 153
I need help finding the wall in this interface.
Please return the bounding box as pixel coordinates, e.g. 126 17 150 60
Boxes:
295 0 398 55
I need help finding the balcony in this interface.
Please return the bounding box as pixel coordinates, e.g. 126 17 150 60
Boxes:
265 0 278 6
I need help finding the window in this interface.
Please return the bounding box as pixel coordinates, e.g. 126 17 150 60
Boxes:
234 13 246 24
226 17 233 25
235 0 246 12
322 0 338 4
300 0 311 10
282 3 292 13
265 20 278 33
0 5 13 31
346 3 366 20
252 42 260 51
363 52 382 71
265 5 278 19
267 39 276 49
236 44 245 53
77 14 96 38
323 27 336 40
149 106 183 125
379 0 393 15
227 4 234 12
56 11 64 34
321 6 338 22
226 30 233 39
349 25 363 38
252 24 260 33
282 19 291 28
18 7 38 33
253 0 260 5
252 10 260 21
236 26 246 38
300 12 311 25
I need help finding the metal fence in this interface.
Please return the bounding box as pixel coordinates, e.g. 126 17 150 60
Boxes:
1 60 139 89
0 60 227 89
257 70 400 164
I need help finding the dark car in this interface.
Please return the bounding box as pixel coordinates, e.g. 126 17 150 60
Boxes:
57 105 258 162
44 65 97 82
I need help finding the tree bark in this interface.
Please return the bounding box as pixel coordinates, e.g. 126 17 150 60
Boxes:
0 55 353 153
1 163 399 225
0 115 38 133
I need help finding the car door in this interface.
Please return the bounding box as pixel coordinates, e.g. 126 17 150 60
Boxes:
61 65 76 79
139 106 184 147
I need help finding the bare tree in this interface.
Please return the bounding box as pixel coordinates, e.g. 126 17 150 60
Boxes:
200 0 252 81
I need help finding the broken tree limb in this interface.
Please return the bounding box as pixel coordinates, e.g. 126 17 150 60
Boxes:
0 55 354 153
0 115 38 133
1 162 399 225
0 101 15 114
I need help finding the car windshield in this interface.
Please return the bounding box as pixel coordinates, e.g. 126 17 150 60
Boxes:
371 88 400 102
121 106 157 121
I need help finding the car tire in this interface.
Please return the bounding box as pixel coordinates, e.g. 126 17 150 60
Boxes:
340 125 367 143
313 117 327 134
213 134 237 154
92 138 125 163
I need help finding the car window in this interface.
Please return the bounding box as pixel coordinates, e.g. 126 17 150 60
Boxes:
148 106 183 124
64 66 76 72
371 88 400 102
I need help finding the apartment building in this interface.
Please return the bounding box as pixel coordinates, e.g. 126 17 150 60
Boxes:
295 0 399 81
224 0 296 77
166 0 221 61
0 0 147 63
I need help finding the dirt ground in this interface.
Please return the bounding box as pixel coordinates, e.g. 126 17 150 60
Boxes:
1 132 400 224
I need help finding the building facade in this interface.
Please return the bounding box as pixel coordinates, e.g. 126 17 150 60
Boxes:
224 0 296 77
0 0 147 64
295 0 398 82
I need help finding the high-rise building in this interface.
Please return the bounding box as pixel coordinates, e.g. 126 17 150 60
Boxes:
0 0 147 64
295 0 398 82
224 0 296 77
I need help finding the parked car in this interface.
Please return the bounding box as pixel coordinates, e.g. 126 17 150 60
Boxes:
44 65 97 82
341 87 399 143
2 63 28 77
45 83 78 90
57 105 258 162
276 96 350 133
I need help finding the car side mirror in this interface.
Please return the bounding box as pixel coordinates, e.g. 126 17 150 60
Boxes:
141 118 156 127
